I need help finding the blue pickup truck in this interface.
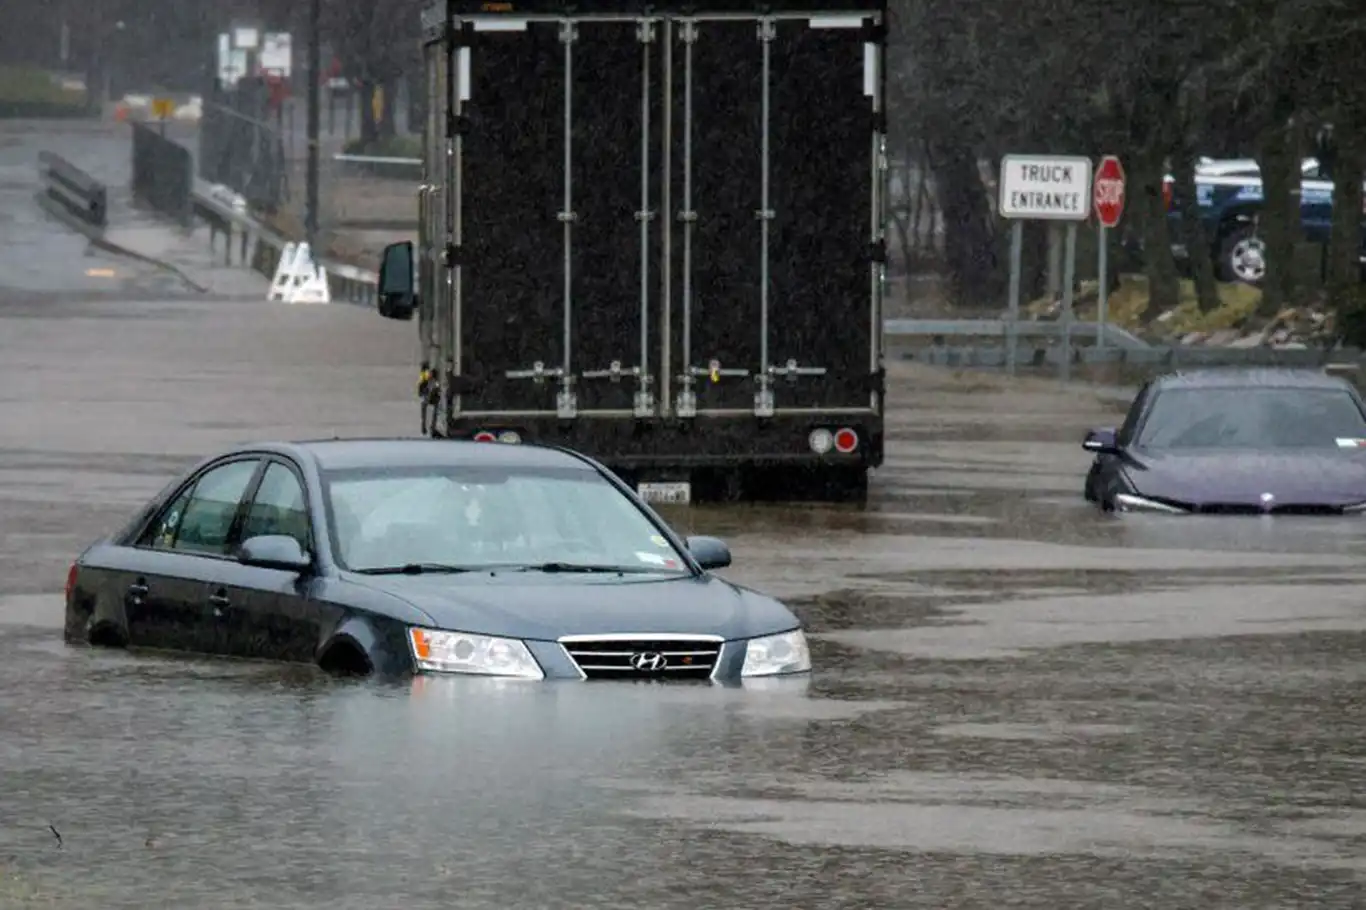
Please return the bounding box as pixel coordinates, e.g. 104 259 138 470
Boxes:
1163 157 1366 284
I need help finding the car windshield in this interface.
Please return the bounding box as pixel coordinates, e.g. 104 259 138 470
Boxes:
1136 386 1366 450
322 464 689 574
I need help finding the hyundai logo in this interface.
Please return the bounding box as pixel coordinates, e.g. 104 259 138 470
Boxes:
629 651 668 672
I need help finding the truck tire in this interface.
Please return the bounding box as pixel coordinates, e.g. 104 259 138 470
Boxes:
1218 225 1267 285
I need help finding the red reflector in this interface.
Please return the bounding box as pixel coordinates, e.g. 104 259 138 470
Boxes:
834 428 858 453
472 431 496 442
65 563 78 601
1162 178 1173 211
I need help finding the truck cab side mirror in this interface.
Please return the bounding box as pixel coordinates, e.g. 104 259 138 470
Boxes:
377 241 417 321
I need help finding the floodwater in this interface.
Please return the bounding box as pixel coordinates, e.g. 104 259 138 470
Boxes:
2 126 1365 909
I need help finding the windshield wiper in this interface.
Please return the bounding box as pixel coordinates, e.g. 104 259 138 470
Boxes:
502 561 665 575
352 563 477 575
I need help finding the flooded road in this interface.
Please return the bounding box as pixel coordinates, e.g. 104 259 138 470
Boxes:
1 292 1365 907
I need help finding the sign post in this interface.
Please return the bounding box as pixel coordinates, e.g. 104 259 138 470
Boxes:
1092 155 1126 353
998 154 1093 379
151 97 176 135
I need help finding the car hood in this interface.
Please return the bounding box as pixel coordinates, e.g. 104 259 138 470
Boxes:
1126 449 1366 507
345 571 798 641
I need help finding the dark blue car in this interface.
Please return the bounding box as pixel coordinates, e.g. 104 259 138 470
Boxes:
65 439 811 681
1083 368 1366 514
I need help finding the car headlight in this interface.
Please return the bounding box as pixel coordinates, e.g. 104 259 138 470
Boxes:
741 629 812 677
408 628 544 679
1113 492 1187 514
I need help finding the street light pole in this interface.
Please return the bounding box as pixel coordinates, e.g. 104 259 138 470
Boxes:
304 0 321 248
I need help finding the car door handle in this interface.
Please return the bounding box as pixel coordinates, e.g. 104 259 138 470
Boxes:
127 582 149 598
208 592 231 608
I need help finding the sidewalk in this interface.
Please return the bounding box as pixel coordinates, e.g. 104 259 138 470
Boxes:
102 215 269 299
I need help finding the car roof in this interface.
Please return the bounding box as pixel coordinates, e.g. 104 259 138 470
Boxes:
1152 368 1352 391
235 438 597 472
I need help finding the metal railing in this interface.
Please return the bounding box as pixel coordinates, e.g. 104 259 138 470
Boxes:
198 93 289 214
36 151 106 231
131 123 194 224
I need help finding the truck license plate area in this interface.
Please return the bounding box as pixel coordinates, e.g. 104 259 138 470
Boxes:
637 481 692 505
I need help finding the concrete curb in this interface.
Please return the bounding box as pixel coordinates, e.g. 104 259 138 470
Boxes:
35 191 210 294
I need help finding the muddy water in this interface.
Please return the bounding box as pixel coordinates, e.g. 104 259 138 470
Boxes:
1 283 1364 906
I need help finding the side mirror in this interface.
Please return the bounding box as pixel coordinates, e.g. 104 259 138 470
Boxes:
237 534 312 573
377 241 417 321
1083 427 1118 454
685 535 732 571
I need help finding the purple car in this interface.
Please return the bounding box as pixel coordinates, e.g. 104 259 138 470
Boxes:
1082 368 1366 514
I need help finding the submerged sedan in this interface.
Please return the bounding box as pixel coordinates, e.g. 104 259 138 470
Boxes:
64 439 811 681
1083 368 1366 514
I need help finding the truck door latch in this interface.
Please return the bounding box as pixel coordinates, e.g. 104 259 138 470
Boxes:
675 360 750 418
506 361 577 418
582 362 655 417
768 359 828 383
505 361 564 384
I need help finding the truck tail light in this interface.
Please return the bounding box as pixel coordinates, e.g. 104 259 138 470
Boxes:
833 428 859 454
65 562 78 601
472 431 496 442
1162 177 1174 211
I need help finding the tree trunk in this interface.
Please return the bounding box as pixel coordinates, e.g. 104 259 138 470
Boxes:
1328 127 1366 344
1255 120 1300 316
357 81 379 145
1135 150 1180 321
928 140 1000 307
379 79 398 137
1173 152 1220 312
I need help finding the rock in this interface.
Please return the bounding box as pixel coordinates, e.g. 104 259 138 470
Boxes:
1204 329 1243 346
1180 332 1208 345
1228 332 1266 348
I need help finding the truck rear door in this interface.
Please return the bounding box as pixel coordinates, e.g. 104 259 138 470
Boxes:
458 16 661 418
667 12 881 418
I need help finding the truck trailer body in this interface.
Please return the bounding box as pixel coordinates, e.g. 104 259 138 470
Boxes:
377 0 889 503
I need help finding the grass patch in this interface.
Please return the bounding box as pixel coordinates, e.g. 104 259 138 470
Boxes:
1026 273 1264 337
0 65 85 107
342 134 421 159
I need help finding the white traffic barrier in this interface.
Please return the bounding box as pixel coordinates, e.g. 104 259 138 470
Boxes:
266 242 332 305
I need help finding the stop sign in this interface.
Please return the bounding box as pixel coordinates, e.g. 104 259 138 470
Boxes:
1093 155 1125 228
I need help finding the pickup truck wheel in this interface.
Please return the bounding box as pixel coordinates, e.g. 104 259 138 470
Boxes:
1219 226 1267 285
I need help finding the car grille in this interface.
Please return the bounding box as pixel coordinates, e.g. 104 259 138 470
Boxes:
560 636 722 681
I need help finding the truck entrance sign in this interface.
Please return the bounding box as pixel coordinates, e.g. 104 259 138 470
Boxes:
998 154 1093 221
1093 155 1125 228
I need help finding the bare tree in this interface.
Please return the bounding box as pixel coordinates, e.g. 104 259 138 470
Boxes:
323 0 424 146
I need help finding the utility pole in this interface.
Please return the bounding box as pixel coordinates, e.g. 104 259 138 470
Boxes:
305 0 322 247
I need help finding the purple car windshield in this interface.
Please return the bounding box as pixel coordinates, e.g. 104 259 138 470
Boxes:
1137 387 1366 450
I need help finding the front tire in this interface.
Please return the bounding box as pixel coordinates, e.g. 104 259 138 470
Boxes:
1083 463 1100 502
1218 225 1266 285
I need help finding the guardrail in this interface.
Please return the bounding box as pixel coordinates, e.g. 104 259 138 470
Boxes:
37 151 107 232
883 318 1152 351
332 153 422 181
906 343 1349 369
191 182 377 306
